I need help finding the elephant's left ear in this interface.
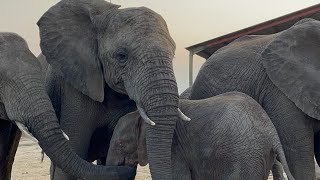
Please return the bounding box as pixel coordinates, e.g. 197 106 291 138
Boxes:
37 0 120 102
261 18 320 120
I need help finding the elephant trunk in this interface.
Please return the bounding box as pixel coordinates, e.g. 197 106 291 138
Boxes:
136 60 179 180
6 75 134 179
144 103 178 180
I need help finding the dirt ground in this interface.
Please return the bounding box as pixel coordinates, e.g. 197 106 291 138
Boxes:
11 136 291 180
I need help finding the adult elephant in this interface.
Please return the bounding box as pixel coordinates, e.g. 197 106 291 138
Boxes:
37 0 189 179
189 18 320 179
0 33 135 179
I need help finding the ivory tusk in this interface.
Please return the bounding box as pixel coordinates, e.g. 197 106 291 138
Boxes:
62 131 69 140
16 122 39 143
137 106 156 126
178 108 191 121
16 122 69 142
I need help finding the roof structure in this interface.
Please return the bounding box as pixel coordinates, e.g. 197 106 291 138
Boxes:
185 3 320 86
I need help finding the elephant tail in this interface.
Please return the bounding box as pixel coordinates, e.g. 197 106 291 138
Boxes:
274 142 295 180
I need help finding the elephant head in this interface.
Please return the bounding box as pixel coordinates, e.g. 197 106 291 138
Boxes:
105 111 148 168
37 0 189 178
0 33 135 179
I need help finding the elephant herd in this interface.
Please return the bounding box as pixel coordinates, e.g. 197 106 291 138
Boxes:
0 0 320 180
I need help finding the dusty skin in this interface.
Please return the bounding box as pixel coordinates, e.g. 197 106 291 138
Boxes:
11 136 313 180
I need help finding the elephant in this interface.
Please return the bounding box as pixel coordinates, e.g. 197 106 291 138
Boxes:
37 0 190 179
180 87 288 179
0 32 136 179
105 92 295 180
189 18 320 179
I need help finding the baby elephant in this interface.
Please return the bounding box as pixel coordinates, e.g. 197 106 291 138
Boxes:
106 92 294 180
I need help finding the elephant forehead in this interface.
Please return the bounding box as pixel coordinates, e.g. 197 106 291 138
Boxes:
110 8 168 35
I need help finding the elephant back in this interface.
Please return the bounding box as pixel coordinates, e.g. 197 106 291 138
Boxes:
180 87 192 99
261 18 320 120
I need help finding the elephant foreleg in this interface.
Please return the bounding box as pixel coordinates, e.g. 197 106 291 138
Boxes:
0 120 22 180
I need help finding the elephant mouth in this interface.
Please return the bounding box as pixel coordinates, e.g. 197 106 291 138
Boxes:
118 157 138 168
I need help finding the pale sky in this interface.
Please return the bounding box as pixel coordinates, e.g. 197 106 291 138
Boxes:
0 0 318 92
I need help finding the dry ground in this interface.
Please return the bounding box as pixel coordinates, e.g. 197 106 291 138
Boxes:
11 136 311 180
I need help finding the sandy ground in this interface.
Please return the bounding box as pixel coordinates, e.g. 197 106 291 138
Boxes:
10 136 305 180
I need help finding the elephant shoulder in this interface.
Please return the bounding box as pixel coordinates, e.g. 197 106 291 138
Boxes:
261 18 320 120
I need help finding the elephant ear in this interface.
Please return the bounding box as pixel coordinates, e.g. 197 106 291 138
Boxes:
261 18 320 120
137 116 148 166
37 0 120 102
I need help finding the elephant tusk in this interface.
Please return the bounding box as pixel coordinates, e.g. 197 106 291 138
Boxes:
16 122 39 143
137 105 156 126
178 108 191 121
62 131 69 141
16 122 69 142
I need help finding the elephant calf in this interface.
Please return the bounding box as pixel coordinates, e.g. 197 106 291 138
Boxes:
105 92 294 180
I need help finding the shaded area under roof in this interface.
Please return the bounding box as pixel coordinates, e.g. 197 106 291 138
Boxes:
186 3 320 59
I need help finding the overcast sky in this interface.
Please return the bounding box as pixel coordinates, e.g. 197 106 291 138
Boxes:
0 0 318 92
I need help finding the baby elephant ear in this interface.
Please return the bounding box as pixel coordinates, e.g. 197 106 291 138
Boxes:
262 18 320 120
137 116 148 166
37 0 119 102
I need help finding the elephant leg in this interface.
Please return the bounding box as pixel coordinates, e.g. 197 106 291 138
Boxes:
0 120 22 180
50 108 97 180
171 148 191 180
272 160 286 180
50 125 94 180
50 82 108 180
264 91 315 179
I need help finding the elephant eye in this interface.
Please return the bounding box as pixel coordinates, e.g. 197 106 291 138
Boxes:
114 49 128 65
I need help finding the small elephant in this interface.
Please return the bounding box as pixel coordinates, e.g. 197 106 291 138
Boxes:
37 0 190 179
0 33 135 180
190 18 320 179
106 92 294 180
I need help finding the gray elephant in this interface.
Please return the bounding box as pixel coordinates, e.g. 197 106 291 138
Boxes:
0 33 136 179
189 18 320 179
37 0 190 179
180 87 288 179
106 92 295 180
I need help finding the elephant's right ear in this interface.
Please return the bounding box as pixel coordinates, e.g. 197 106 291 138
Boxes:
37 0 120 102
261 18 320 120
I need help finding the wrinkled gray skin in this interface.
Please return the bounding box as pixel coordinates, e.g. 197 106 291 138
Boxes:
106 92 295 180
181 87 287 179
189 18 320 179
37 0 179 179
0 33 136 180
0 53 50 180
179 87 191 99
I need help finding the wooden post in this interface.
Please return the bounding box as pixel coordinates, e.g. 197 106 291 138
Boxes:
189 52 193 87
